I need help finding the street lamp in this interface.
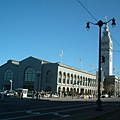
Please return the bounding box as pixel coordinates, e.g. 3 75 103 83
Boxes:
10 80 12 91
86 18 116 111
36 71 41 100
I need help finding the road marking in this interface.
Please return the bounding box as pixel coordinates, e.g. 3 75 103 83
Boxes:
54 112 69 117
26 110 40 115
0 103 95 115
1 105 96 120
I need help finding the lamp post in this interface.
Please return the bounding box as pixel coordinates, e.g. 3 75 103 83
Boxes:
10 80 12 91
86 18 116 111
36 71 41 100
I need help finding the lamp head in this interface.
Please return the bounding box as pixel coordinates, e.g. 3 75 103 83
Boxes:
111 18 116 28
86 22 90 31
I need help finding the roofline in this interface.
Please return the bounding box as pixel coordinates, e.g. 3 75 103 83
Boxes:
57 62 95 76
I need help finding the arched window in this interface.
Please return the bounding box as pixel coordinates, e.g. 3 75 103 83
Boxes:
83 77 85 86
63 72 66 84
58 71 62 83
67 73 70 84
77 75 80 85
46 70 52 83
80 76 82 85
4 69 13 81
71 74 73 84
24 67 35 81
74 75 76 84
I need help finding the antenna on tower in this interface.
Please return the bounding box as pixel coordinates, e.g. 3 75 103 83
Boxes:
104 16 107 22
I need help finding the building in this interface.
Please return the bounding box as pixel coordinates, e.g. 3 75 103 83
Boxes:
101 23 113 76
0 56 97 95
0 24 119 96
101 24 120 96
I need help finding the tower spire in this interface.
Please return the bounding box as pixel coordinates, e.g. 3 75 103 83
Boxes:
101 23 113 76
103 23 110 37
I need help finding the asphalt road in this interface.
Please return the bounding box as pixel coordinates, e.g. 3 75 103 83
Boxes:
0 96 120 120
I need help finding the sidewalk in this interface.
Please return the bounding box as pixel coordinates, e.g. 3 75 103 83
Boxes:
40 96 98 101
1 95 118 103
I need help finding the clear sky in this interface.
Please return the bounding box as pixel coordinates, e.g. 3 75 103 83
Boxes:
0 0 120 75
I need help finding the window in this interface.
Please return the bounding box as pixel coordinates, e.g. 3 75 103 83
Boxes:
46 70 52 83
4 69 13 81
67 73 70 84
24 67 35 81
71 74 73 84
46 77 52 83
74 75 76 84
59 78 61 83
58 71 62 83
63 72 66 84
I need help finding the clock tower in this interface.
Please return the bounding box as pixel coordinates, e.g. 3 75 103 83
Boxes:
101 24 113 76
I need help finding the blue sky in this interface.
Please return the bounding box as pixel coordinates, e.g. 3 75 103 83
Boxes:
0 0 120 75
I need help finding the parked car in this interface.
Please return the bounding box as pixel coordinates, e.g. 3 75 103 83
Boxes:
80 95 84 99
5 90 18 97
101 94 109 98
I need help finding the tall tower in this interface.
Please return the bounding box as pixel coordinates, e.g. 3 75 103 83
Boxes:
101 24 113 76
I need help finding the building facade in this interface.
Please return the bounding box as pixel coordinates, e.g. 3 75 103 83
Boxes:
0 24 120 96
101 24 120 96
0 56 97 95
101 24 113 76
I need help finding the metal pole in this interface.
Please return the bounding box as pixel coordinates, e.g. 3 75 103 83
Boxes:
10 80 12 91
37 75 39 100
96 26 102 111
36 71 40 100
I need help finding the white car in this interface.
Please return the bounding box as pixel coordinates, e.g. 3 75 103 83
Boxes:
5 90 18 97
101 94 109 98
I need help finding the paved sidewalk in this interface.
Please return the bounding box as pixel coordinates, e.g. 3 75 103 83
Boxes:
41 96 118 102
1 96 118 102
42 96 97 101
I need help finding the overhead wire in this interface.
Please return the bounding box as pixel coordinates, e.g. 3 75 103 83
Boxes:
77 0 98 22
77 0 120 52
77 0 120 74
111 35 120 47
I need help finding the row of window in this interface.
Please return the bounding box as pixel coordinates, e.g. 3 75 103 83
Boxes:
58 78 96 87
58 71 96 87
3 68 96 87
4 67 36 82
3 67 52 83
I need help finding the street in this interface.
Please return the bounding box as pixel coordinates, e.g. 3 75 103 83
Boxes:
0 97 120 120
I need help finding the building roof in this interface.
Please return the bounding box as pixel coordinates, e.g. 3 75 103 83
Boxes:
57 62 96 76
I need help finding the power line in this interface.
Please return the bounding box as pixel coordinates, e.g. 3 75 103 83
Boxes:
77 0 98 22
111 35 120 47
77 0 120 61
77 0 120 49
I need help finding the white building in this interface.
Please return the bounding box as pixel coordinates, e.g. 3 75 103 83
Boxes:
101 24 120 96
101 23 113 76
